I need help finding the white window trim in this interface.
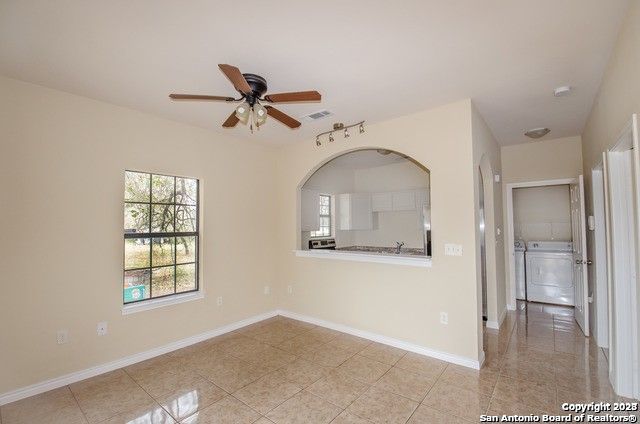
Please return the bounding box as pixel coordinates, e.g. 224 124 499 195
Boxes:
294 249 432 267
122 290 204 315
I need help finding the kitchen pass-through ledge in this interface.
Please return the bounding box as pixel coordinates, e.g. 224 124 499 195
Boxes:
293 249 432 267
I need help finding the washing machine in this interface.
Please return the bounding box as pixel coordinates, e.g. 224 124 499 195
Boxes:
525 241 574 305
514 240 526 300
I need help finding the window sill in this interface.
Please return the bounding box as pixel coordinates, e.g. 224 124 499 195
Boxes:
293 249 432 267
122 291 204 315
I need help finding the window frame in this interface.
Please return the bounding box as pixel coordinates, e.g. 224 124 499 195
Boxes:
123 170 200 306
310 194 332 238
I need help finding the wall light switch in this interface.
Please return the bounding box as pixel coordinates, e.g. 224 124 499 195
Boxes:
440 312 448 325
494 174 501 183
217 296 223 306
264 286 270 295
588 215 595 231
287 285 293 295
97 322 108 336
444 243 463 256
57 329 68 345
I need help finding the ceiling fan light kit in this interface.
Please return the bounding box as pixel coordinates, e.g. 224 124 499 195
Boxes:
315 121 365 147
169 64 321 131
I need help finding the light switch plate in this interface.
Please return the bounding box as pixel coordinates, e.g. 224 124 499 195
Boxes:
444 243 463 256
97 322 108 336
57 329 68 345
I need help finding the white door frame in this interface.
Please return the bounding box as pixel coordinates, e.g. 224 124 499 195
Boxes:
505 178 578 310
590 163 609 348
605 114 640 399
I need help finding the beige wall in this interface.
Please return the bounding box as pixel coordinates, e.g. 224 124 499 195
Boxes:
0 76 279 394
501 136 583 184
471 103 506 331
275 100 483 362
582 0 640 176
513 185 572 242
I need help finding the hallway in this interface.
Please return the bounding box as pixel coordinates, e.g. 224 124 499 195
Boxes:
483 301 635 418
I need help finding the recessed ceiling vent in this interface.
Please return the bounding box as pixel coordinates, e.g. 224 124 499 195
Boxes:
303 110 333 121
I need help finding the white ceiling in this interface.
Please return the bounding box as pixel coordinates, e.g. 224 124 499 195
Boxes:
0 0 629 146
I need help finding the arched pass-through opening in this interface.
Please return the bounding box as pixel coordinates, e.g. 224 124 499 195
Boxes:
296 148 432 266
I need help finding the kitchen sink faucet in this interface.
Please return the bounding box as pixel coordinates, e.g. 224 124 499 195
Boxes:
395 241 405 254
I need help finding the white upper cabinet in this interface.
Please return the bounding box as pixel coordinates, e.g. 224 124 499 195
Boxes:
339 193 373 230
301 188 320 231
371 192 393 212
414 189 429 208
392 191 416 211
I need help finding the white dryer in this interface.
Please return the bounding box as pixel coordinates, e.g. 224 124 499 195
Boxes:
525 241 574 306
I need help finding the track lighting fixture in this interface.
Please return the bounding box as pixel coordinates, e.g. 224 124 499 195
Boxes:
314 121 365 147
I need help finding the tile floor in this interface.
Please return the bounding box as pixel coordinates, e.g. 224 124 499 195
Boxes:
1 302 636 423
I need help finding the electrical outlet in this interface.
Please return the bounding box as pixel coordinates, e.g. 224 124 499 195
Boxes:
287 285 293 295
217 296 223 306
444 243 463 256
264 286 270 295
440 312 448 325
97 321 108 336
57 329 68 345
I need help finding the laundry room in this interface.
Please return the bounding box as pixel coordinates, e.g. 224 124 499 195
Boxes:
512 184 575 305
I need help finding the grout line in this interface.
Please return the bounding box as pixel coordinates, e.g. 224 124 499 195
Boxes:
67 385 90 424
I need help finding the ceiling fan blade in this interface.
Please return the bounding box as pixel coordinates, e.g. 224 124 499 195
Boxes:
265 106 301 128
264 91 321 103
222 111 240 128
218 64 252 94
170 94 235 101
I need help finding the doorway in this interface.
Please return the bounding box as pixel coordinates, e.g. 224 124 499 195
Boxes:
604 114 640 399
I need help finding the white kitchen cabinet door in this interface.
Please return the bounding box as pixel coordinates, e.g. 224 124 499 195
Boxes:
392 191 416 211
339 193 373 230
301 188 320 231
371 192 393 212
414 189 429 208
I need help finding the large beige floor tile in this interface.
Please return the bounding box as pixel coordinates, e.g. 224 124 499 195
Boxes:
306 371 369 408
325 334 371 354
492 375 557 411
395 353 446 379
337 355 391 384
486 396 551 416
278 358 331 388
373 367 435 402
346 387 418 424
70 370 154 423
155 377 226 421
233 370 302 414
439 364 498 397
300 344 354 368
0 387 85 424
277 334 327 355
407 404 471 424
266 391 341 424
358 343 406 365
331 411 374 423
98 400 175 424
422 382 490 422
180 396 261 424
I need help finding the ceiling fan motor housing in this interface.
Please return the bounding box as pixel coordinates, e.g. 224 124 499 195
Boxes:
242 73 268 105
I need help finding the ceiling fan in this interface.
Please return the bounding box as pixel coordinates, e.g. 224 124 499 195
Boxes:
169 64 321 131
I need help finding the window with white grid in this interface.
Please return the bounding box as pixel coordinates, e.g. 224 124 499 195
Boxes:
310 194 331 238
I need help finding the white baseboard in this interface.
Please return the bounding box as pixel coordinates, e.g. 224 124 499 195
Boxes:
277 309 482 370
486 307 508 330
1 308 483 406
0 310 279 406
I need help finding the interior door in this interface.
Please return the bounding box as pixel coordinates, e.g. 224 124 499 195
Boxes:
570 175 589 335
